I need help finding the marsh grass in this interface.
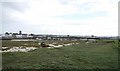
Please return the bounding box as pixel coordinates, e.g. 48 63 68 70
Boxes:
2 39 118 69
2 40 40 47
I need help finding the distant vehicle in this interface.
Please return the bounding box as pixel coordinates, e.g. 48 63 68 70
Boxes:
41 42 50 47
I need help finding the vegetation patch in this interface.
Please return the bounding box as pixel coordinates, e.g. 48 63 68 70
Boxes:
2 39 118 69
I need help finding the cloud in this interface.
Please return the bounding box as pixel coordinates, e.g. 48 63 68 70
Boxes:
2 0 119 36
2 2 28 12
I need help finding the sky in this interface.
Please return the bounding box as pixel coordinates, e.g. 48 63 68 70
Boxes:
1 0 119 36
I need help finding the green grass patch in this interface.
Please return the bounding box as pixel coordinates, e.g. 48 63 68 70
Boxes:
2 40 118 69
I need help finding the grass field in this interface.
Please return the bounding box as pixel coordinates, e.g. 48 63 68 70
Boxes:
2 40 40 47
2 39 119 69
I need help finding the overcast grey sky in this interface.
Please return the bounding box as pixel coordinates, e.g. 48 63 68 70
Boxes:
1 0 119 36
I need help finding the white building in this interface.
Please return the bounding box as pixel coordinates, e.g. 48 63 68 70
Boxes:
16 35 22 38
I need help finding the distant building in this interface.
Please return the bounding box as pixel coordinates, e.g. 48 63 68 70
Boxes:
2 34 12 40
27 34 33 39
16 34 22 38
19 30 22 35
22 34 28 38
15 34 29 39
